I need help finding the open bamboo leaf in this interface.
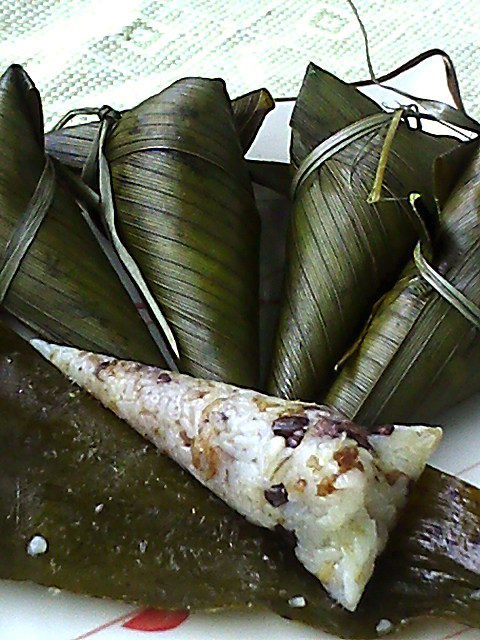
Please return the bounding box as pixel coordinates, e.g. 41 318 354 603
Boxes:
0 65 162 365
268 61 457 403
1 323 480 638
326 138 480 424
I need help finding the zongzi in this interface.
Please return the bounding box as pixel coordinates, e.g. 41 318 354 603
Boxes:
268 61 457 403
44 87 275 169
0 64 163 365
32 338 441 612
44 85 275 388
96 78 261 387
326 138 480 424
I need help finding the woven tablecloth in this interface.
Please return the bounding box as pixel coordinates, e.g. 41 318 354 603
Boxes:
0 0 478 127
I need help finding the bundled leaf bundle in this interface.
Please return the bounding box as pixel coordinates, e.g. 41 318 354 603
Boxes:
268 62 457 402
46 81 268 388
2 321 480 637
0 65 161 364
327 139 480 424
3 51 480 639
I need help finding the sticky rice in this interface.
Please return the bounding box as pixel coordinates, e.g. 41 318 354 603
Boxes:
31 339 442 611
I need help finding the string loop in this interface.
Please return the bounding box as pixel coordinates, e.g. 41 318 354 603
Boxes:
414 242 480 330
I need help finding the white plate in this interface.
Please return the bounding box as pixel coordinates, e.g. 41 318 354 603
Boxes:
2 52 480 640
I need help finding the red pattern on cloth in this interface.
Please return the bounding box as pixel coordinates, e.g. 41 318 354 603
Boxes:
123 608 189 632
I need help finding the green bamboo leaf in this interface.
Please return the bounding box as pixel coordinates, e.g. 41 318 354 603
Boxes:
44 89 274 167
0 65 163 364
99 78 261 386
230 88 274 152
433 138 478 211
355 49 466 110
268 62 458 402
44 85 274 386
247 159 291 196
326 138 480 424
45 119 97 169
1 324 480 637
256 181 291 385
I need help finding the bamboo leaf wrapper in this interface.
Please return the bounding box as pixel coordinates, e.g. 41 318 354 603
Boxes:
326 138 480 424
47 81 266 387
44 88 274 168
268 62 457 402
0 65 162 365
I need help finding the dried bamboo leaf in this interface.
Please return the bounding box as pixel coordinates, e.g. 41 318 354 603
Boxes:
326 138 480 424
355 48 480 135
268 61 458 402
356 49 465 110
1 324 480 637
0 65 162 364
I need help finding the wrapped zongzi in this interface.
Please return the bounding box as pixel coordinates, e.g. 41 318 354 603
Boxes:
0 65 163 365
46 79 264 388
44 87 275 168
268 61 458 402
326 138 480 424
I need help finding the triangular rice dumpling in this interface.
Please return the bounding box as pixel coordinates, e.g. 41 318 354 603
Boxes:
0 65 162 364
33 337 441 611
47 79 263 387
327 138 480 423
268 62 457 402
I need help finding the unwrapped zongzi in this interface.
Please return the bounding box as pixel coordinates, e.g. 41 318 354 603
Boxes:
32 338 441 611
0 318 480 637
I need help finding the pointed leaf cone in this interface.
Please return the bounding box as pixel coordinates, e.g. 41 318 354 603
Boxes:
45 83 266 386
326 139 480 424
0 65 162 364
230 88 275 153
44 89 274 169
102 78 260 386
2 325 480 636
268 62 457 402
